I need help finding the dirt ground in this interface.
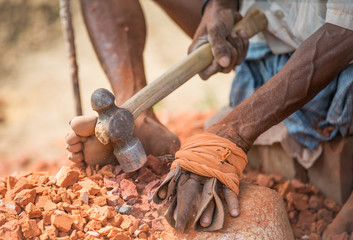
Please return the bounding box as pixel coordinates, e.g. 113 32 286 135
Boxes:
0 1 232 176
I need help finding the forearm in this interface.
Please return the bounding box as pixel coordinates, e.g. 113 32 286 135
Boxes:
207 23 353 152
80 0 147 103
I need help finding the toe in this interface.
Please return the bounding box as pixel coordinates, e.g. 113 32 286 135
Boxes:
66 131 82 145
68 152 84 163
199 199 215 227
223 185 240 217
66 142 83 153
70 116 97 137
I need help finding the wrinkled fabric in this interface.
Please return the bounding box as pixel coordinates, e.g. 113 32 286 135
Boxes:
240 0 353 55
171 133 247 195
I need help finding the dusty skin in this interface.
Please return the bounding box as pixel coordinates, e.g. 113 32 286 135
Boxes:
323 192 353 239
66 113 180 166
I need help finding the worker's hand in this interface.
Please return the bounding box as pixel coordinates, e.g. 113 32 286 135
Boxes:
155 170 240 231
188 0 249 80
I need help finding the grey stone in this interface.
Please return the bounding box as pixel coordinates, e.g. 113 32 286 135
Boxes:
118 204 133 215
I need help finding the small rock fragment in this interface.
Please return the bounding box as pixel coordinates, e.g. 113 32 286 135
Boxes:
120 179 138 200
25 202 42 218
21 218 41 238
152 219 165 231
14 189 36 207
256 174 274 188
0 219 23 239
52 210 73 232
119 204 133 214
55 166 79 188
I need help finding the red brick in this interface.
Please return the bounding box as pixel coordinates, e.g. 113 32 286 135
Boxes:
52 210 73 232
20 218 41 238
25 202 42 218
14 189 36 207
55 166 79 188
78 179 100 195
0 219 23 239
120 179 138 200
286 192 308 211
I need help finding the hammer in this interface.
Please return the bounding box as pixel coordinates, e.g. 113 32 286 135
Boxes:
91 9 268 173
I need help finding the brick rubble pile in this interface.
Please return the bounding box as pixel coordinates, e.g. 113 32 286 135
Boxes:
0 155 170 240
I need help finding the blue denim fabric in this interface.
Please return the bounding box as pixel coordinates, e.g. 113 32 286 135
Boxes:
229 43 353 149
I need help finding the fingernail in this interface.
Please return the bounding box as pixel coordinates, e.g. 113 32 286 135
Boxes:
219 56 230 67
66 144 69 150
239 30 248 38
231 209 239 217
201 216 210 225
68 154 72 160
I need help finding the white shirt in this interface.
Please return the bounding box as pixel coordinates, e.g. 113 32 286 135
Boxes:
241 0 353 54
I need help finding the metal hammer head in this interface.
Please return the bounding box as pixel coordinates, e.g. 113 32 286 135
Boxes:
91 88 147 173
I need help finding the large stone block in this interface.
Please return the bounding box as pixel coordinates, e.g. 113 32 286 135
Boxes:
161 182 294 240
308 136 353 204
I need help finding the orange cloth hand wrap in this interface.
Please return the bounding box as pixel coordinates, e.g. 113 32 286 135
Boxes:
170 133 248 195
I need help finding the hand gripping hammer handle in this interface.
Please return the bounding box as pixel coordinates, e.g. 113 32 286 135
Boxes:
121 9 268 118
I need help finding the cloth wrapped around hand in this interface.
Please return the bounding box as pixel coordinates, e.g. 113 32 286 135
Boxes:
171 133 248 195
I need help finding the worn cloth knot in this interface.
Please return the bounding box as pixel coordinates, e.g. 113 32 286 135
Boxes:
170 133 248 195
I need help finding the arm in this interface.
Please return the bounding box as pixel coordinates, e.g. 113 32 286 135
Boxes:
207 23 353 152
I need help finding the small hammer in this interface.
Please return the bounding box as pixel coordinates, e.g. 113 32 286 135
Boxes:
91 9 268 173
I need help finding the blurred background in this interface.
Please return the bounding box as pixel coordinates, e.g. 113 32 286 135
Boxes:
0 0 233 175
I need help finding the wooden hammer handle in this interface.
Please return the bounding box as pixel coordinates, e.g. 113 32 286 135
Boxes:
121 9 267 118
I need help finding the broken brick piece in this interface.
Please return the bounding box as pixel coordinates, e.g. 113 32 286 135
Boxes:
93 196 107 206
14 189 36 207
286 192 309 211
1 200 21 215
108 215 123 228
324 198 340 212
0 213 5 226
120 179 138 200
120 215 136 230
89 206 115 224
0 219 23 239
0 182 6 197
308 195 324 210
277 180 293 198
111 232 131 240
151 219 165 231
55 166 79 188
6 176 18 190
78 179 100 195
43 225 58 239
25 202 42 218
84 220 102 232
21 218 41 238
72 214 86 231
98 225 114 236
256 174 275 188
52 210 73 232
12 178 32 196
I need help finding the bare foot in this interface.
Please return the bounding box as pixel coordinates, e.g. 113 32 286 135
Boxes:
133 114 180 156
66 114 180 166
66 116 116 166
323 191 353 240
